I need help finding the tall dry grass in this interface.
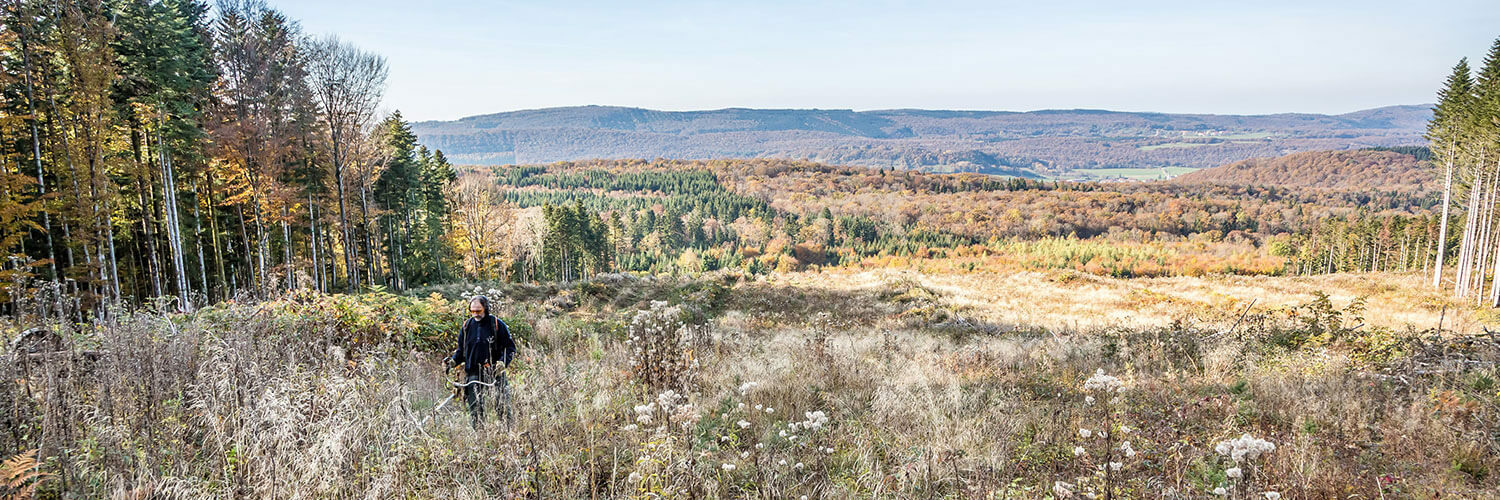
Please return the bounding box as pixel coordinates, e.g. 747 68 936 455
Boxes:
0 270 1496 498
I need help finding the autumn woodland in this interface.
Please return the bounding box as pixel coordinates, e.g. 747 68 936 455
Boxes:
1 2 1500 499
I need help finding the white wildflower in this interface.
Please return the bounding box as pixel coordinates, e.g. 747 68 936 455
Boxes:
627 471 642 483
1083 368 1125 393
623 424 638 432
1073 446 1087 456
1215 434 1276 463
1079 428 1092 438
1085 395 1095 405
1212 487 1227 496
766 407 775 414
1263 493 1281 500
755 443 765 449
1054 480 1076 498
740 451 749 459
801 410 829 430
1109 461 1122 471
721 463 735 471
794 462 805 469
737 420 751 429
1226 467 1242 479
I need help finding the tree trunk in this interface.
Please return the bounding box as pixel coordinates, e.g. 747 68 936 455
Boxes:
1457 166 1482 297
16 18 59 285
207 174 227 302
360 185 379 287
157 124 191 311
283 208 293 291
193 192 208 304
236 204 253 294
310 194 322 292
138 176 162 299
334 153 357 293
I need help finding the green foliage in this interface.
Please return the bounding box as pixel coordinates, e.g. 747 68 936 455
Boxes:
1257 292 1366 349
374 113 458 288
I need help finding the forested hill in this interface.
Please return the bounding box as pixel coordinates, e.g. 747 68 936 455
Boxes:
411 105 1431 176
1174 148 1431 192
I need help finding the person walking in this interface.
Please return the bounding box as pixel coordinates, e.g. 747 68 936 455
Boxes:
445 295 516 428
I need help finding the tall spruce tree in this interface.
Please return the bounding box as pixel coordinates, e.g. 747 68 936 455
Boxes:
1429 58 1474 289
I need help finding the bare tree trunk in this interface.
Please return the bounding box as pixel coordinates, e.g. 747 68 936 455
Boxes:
16 15 59 285
1457 168 1482 297
157 124 191 311
310 194 322 292
334 157 357 292
253 196 269 291
138 176 162 299
360 185 380 286
1474 184 1492 298
237 204 254 294
206 174 227 302
283 209 293 291
1470 173 1494 300
1490 156 1500 307
193 193 208 304
1435 142 1457 288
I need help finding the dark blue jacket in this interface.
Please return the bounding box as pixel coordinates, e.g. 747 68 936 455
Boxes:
452 315 515 373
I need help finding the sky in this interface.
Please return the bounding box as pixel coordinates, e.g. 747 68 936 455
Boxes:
275 0 1500 122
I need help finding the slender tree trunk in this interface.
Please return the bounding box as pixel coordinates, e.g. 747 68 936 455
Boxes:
1478 173 1499 300
16 17 59 285
359 185 379 286
236 205 254 294
283 208 293 291
333 145 357 293
1457 167 1482 297
138 177 162 299
193 193 208 304
383 216 394 288
310 194 322 292
1490 156 1500 307
253 195 269 291
207 174 226 301
157 123 191 311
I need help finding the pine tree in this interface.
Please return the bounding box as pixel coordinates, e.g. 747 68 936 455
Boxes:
1429 58 1474 289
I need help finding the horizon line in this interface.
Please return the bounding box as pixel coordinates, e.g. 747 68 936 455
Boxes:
409 103 1435 123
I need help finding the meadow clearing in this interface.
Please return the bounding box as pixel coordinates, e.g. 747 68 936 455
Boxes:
2 268 1495 499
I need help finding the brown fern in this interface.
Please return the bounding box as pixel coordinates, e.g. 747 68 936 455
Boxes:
1 449 50 500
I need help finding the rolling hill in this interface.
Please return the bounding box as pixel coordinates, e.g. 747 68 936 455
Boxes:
411 105 1431 177
1174 148 1431 192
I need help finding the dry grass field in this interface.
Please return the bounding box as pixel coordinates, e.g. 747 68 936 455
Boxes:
2 269 1497 499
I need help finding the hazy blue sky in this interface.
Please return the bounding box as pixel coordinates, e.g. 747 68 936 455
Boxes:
276 0 1499 121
